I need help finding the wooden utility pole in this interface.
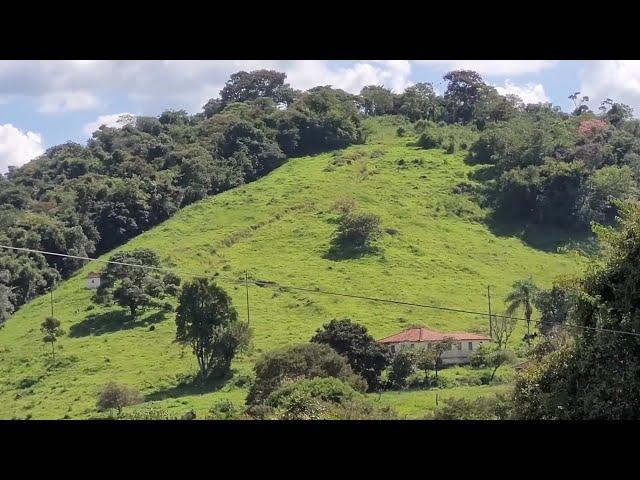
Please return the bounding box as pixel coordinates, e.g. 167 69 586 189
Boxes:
245 270 250 325
487 285 493 339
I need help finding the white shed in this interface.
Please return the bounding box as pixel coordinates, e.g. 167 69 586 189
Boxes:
86 272 101 289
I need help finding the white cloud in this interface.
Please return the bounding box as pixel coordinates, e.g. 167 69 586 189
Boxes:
417 60 557 76
0 60 414 117
495 80 549 104
0 124 44 173
38 90 101 113
82 113 136 136
579 60 640 116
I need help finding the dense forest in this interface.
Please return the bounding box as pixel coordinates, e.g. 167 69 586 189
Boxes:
2 68 640 325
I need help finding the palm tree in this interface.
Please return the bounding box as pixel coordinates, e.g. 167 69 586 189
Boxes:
504 278 538 344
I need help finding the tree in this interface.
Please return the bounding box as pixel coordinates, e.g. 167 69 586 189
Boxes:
175 278 251 382
534 285 572 336
96 382 144 415
505 278 539 344
246 343 366 405
485 345 515 382
40 316 64 362
95 249 180 318
333 211 382 251
387 351 415 389
492 313 517 348
359 85 395 116
396 83 441 122
568 91 591 116
220 70 295 106
0 285 15 328
311 318 390 390
443 70 488 124
431 338 454 378
415 348 437 384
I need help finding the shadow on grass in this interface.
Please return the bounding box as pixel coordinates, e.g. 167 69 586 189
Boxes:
324 243 383 261
145 373 231 402
468 165 499 182
485 215 597 253
68 310 167 338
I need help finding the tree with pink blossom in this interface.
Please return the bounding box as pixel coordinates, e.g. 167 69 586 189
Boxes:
578 119 609 141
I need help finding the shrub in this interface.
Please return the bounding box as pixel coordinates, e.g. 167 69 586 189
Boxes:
331 197 357 216
266 377 396 420
333 211 382 251
119 407 175 420
396 126 406 137
267 377 361 408
445 140 456 154
207 399 239 420
246 343 367 405
418 131 442 149
431 395 510 420
96 382 144 413
311 318 390 390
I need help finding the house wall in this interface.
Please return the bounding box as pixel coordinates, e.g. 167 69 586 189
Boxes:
86 278 100 289
388 339 489 365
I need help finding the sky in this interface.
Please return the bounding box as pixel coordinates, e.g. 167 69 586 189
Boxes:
2 59 640 173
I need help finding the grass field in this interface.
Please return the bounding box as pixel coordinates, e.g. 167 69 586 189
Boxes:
0 116 586 419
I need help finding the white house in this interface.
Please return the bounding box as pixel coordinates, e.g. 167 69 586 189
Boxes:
378 327 491 365
86 272 101 289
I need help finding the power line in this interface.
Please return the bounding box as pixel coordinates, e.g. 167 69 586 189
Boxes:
2 243 639 338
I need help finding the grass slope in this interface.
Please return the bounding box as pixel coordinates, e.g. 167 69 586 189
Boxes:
0 117 584 419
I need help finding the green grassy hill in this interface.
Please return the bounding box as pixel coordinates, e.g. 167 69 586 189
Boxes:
0 117 585 419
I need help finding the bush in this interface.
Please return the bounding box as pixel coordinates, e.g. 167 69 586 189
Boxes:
445 140 456 154
431 395 510 420
246 343 367 405
418 131 442 149
207 399 239 420
267 377 396 420
333 211 382 251
396 127 406 137
118 407 175 420
96 382 144 413
331 197 357 216
267 377 361 408
310 318 390 391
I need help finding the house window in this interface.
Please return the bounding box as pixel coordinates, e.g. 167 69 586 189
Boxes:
457 343 462 351
409 343 414 349
468 342 473 351
390 345 396 353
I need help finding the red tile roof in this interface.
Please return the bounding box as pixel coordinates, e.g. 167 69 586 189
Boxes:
378 327 491 344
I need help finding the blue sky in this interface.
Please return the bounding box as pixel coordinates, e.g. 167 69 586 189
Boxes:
1 60 638 173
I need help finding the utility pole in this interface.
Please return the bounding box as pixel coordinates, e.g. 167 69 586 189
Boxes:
487 285 493 339
245 270 250 325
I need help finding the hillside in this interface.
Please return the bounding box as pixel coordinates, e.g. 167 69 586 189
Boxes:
0 117 585 419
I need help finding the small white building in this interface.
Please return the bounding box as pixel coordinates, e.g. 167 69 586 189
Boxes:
378 327 491 365
86 272 101 289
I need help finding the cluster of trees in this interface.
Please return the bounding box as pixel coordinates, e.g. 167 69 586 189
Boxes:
469 100 640 231
359 72 640 234
0 70 365 324
358 71 521 127
512 202 640 419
